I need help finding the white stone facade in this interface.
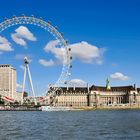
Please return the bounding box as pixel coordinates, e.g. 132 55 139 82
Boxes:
47 85 140 107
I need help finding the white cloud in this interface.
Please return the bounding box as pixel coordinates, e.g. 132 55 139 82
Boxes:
44 40 64 62
68 79 87 86
111 63 118 67
70 41 105 64
19 65 25 70
15 54 32 62
16 83 22 89
110 72 129 81
15 54 31 60
11 26 37 46
39 59 55 67
0 36 14 52
44 40 105 64
15 54 28 60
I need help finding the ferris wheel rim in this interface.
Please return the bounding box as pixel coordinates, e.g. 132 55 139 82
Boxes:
0 15 72 93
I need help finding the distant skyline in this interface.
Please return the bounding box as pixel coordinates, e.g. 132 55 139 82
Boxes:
0 0 140 96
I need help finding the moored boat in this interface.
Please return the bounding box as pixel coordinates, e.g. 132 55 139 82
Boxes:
41 106 72 111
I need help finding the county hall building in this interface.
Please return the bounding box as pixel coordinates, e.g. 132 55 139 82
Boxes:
48 81 140 107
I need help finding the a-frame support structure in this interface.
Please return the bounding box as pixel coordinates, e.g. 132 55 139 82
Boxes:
21 57 37 105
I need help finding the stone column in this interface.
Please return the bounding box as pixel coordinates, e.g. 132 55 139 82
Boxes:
118 97 120 104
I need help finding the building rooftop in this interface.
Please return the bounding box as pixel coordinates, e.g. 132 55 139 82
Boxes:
0 64 10 67
60 87 88 92
90 85 135 92
0 64 16 70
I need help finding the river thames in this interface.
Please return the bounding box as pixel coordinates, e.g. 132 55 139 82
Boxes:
0 110 140 140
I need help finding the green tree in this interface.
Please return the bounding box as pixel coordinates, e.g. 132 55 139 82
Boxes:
0 95 4 105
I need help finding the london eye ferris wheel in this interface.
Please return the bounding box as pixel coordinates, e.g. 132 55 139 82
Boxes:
0 15 72 102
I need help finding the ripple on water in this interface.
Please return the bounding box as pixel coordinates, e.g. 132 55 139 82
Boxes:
0 110 140 140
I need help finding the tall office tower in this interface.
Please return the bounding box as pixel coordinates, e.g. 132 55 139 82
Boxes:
0 65 16 98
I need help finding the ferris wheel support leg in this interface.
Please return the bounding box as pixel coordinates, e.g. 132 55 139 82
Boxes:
27 65 37 105
21 66 27 105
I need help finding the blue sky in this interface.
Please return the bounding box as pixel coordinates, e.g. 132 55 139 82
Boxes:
0 0 140 96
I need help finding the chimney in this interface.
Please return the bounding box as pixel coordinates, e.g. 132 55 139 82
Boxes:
73 84 75 90
67 85 69 91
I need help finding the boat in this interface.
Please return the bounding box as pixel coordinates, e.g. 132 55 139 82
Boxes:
41 106 72 111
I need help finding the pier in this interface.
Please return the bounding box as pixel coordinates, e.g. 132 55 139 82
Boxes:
0 105 41 111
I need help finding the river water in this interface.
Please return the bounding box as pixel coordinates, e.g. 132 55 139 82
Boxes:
0 110 140 140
